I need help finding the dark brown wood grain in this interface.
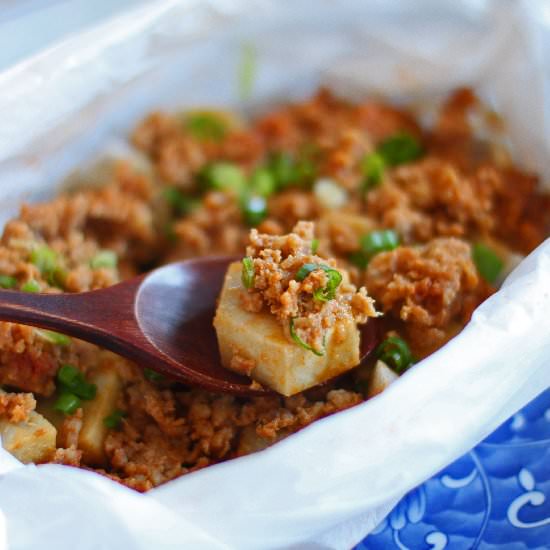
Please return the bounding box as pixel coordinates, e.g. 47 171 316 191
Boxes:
0 257 380 395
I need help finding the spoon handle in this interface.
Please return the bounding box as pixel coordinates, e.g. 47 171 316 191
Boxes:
0 279 143 349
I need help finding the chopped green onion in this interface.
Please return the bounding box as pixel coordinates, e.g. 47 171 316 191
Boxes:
294 263 342 301
30 245 65 289
90 250 117 270
200 162 246 194
185 112 227 141
57 364 81 388
30 245 57 275
350 229 400 268
361 230 400 256
47 267 66 289
375 336 413 374
241 257 255 289
0 275 16 289
242 195 267 226
250 168 276 198
104 409 127 430
36 329 71 347
377 133 423 166
267 152 296 189
162 187 199 216
472 243 503 284
56 363 97 400
295 263 331 281
294 157 316 187
311 238 319 255
54 392 81 415
289 318 324 356
313 269 342 302
144 367 165 383
21 279 40 293
238 43 257 101
361 152 385 191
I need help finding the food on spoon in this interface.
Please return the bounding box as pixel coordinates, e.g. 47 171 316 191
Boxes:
214 221 377 395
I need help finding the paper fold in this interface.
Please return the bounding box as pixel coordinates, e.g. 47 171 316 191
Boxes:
0 1 549 548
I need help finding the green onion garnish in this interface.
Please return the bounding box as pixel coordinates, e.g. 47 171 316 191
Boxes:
294 263 342 301
0 275 17 289
295 263 330 281
56 364 97 400
200 162 246 194
241 257 255 289
289 318 324 356
349 229 400 269
250 168 276 198
377 133 423 166
376 336 414 374
144 367 164 383
30 245 57 275
361 152 385 191
472 243 503 284
267 152 296 189
162 187 199 216
54 392 81 415
21 279 40 293
238 43 257 101
104 409 127 430
185 112 227 142
242 195 267 227
311 239 319 255
36 329 71 347
90 250 117 270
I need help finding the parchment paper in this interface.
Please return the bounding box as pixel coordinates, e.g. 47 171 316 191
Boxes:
0 1 549 548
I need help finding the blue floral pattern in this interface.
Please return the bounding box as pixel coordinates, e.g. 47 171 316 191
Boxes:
358 389 550 550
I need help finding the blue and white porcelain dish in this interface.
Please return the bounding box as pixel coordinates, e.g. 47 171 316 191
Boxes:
358 388 550 550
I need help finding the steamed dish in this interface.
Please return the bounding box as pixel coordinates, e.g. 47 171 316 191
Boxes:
0 88 548 490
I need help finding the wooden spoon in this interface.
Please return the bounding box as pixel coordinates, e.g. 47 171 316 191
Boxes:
0 257 379 396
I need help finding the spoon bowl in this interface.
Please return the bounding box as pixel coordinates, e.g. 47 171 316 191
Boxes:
0 257 380 395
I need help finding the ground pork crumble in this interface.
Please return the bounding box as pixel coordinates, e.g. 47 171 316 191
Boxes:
0 87 547 490
241 221 377 353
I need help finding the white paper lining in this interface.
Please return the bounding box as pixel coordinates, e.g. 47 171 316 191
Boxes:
0 1 549 548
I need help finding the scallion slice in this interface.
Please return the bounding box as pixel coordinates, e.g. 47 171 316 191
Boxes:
0 275 17 289
30 245 57 275
350 229 400 269
311 238 319 255
104 409 127 430
54 392 81 415
361 152 385 191
185 112 227 141
250 168 276 198
377 133 423 166
238 43 257 101
35 329 71 347
90 250 117 270
472 243 503 284
241 257 255 289
21 279 40 293
162 187 199 215
56 364 97 400
375 336 414 374
200 162 246 194
289 318 324 356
